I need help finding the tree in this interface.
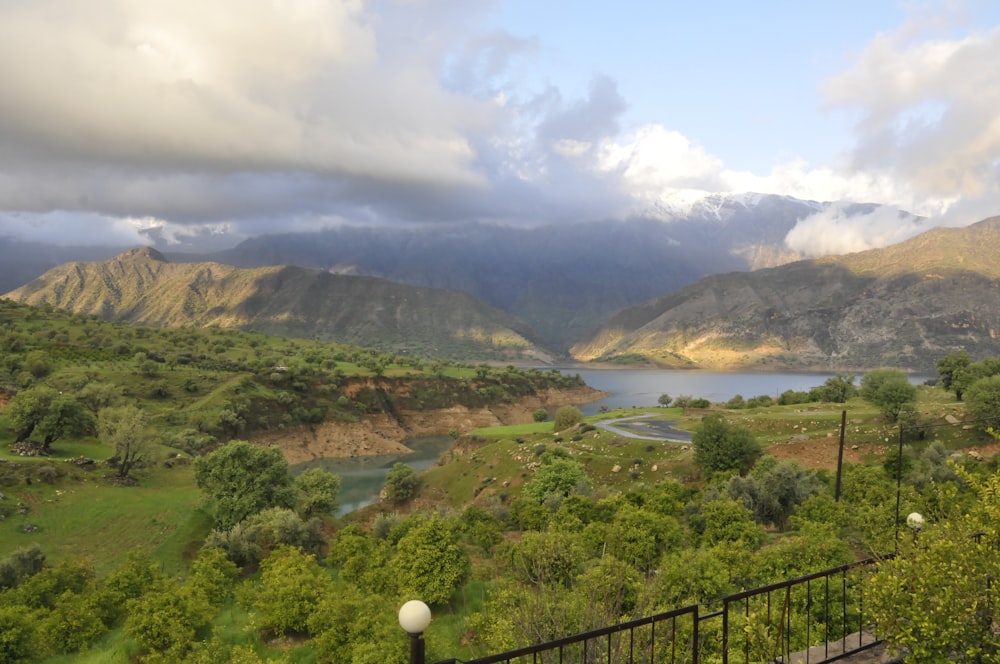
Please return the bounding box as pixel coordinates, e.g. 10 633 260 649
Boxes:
293 467 341 518
391 514 470 605
868 470 1000 661
658 393 673 407
811 373 858 403
692 413 761 476
937 350 971 395
860 368 916 422
125 584 213 659
552 405 584 432
5 386 94 452
98 405 154 479
249 545 335 636
194 441 296 529
532 408 549 422
522 456 589 504
382 462 420 504
204 507 325 570
965 374 1000 427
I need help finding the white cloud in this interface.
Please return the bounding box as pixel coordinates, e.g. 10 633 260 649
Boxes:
784 204 925 257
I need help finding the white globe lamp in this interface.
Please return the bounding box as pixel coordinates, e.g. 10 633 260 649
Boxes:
399 599 432 664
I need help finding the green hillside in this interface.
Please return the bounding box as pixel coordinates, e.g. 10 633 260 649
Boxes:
3 248 552 362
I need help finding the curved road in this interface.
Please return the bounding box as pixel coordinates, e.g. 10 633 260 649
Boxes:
595 413 692 443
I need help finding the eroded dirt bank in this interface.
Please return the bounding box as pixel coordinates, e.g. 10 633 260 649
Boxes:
254 385 604 464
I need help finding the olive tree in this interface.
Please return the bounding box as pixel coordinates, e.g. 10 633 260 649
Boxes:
692 413 761 476
98 405 154 479
860 368 916 422
194 441 296 529
552 405 583 432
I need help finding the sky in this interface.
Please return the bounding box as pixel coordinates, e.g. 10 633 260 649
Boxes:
1 0 999 255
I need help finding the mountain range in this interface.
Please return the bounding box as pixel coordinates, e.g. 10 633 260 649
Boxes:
3 193 997 372
4 248 548 362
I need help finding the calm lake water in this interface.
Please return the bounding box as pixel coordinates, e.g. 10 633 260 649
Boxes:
566 368 846 414
304 369 882 514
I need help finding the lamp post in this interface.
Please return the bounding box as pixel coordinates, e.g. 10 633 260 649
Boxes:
398 599 432 664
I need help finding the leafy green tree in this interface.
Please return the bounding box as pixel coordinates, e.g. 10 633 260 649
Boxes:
125 584 213 659
869 471 1000 661
203 507 325 570
194 441 296 529
309 586 410 664
0 604 40 663
5 386 94 451
98 405 154 479
382 462 421 504
552 405 583 432
964 374 1000 427
391 514 470 605
696 499 765 547
249 545 335 636
38 590 108 656
0 545 45 590
937 350 971 396
532 408 549 422
507 530 585 587
327 525 396 595
187 547 240 606
293 467 341 518
692 413 762 476
811 373 858 403
658 393 673 407
728 457 822 530
522 456 589 504
860 368 917 422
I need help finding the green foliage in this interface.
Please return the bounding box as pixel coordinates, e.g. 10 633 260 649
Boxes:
383 462 421 504
810 373 858 403
125 584 214 658
194 441 297 529
860 367 917 421
506 530 585 587
391 514 470 605
187 547 240 606
965 374 1000 426
246 545 335 636
727 457 822 530
293 467 341 518
0 604 40 663
522 456 589 504
0 545 45 590
696 499 765 547
328 525 396 595
552 405 583 432
692 413 762 476
98 404 154 479
657 393 672 407
937 350 972 395
5 385 94 450
532 408 549 422
203 507 325 570
870 519 1000 660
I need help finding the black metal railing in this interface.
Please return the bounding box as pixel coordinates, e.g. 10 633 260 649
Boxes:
434 557 886 664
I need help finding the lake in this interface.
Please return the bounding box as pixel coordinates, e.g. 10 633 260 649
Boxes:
306 369 875 515
565 368 846 414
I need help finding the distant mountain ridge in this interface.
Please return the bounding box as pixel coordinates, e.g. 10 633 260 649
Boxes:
178 194 868 349
571 216 1000 372
3 247 552 361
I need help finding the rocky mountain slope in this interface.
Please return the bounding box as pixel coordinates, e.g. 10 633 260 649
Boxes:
174 194 856 350
571 216 1000 372
3 248 551 361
